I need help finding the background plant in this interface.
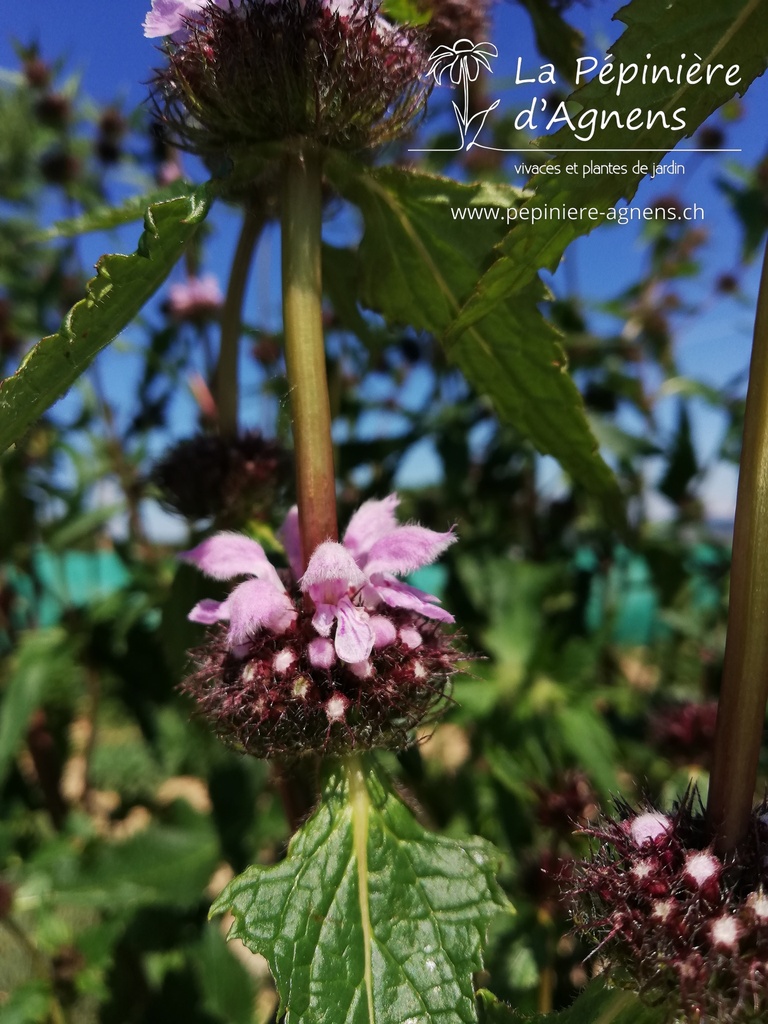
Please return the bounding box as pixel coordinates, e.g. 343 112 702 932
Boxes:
0 1 767 1023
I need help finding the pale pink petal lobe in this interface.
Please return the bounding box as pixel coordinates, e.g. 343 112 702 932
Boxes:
180 532 283 589
375 578 455 622
279 506 304 581
342 494 400 563
334 597 375 663
301 541 368 591
311 604 337 638
188 598 229 624
226 580 297 645
364 525 456 577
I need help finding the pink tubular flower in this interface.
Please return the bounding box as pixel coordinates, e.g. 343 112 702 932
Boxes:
185 495 454 664
282 494 456 661
178 493 460 756
181 532 296 646
300 541 374 664
144 0 241 41
168 274 223 322
343 494 456 621
144 0 370 41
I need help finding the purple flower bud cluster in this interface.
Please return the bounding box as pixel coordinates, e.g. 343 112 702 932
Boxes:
569 798 768 1023
180 494 461 756
147 0 431 181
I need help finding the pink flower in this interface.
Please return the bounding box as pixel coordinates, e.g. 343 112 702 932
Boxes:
301 541 374 664
184 494 454 666
343 494 456 621
180 532 297 646
168 274 223 321
295 494 455 661
144 0 243 41
144 0 381 42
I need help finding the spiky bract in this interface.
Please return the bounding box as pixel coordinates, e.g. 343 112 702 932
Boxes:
570 796 768 1023
182 607 460 757
152 0 431 184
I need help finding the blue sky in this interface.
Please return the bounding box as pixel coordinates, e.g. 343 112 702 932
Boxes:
2 1 766 525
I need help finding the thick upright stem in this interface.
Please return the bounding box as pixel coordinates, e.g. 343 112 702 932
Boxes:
281 146 337 567
216 203 264 438
708 241 768 854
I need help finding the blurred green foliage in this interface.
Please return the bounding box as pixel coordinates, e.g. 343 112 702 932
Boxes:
0 10 764 1024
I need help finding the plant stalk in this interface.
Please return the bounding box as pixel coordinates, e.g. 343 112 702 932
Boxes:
707 240 768 854
272 757 319 834
281 145 337 568
215 203 264 438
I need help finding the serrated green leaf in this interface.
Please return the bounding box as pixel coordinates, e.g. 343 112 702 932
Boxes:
476 977 666 1024
0 187 211 454
327 160 623 519
212 756 510 1024
30 180 195 240
450 0 768 336
514 0 584 81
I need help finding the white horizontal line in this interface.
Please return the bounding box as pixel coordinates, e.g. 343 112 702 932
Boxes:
409 147 742 153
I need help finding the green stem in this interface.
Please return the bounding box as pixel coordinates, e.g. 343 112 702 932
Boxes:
215 203 264 439
345 754 374 1024
707 240 768 854
272 756 319 833
281 145 337 567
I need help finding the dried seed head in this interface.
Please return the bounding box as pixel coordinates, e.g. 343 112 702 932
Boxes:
534 771 599 835
34 92 70 129
24 55 52 89
418 0 492 50
568 796 768 1023
0 880 13 920
650 700 718 764
150 0 432 183
152 431 290 525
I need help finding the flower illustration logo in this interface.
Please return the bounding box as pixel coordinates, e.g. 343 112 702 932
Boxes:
426 38 499 149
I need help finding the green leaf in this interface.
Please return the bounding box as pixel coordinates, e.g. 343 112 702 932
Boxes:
717 174 768 260
380 0 431 25
514 0 584 82
0 187 211 454
327 160 623 519
212 756 510 1024
449 0 768 336
45 804 220 911
659 402 698 503
30 180 195 240
0 628 79 788
0 980 54 1024
476 977 666 1024
196 924 258 1024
